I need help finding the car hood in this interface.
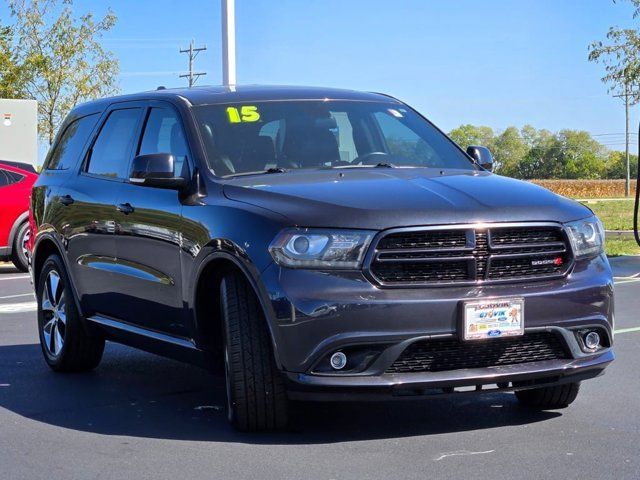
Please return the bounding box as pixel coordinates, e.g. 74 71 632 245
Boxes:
222 168 592 230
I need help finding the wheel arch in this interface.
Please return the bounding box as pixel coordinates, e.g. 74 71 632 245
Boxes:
192 248 283 369
32 233 86 320
7 211 29 251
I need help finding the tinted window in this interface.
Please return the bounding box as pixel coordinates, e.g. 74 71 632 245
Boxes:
0 169 24 187
86 109 141 179
374 111 442 166
193 101 474 176
5 170 25 183
0 170 10 187
138 108 189 176
46 114 99 170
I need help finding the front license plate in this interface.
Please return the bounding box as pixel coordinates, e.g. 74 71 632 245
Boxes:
463 298 524 341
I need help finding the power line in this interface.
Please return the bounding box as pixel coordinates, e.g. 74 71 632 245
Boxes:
592 132 638 137
179 40 207 88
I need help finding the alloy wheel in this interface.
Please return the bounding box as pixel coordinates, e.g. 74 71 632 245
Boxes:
21 229 30 262
41 270 67 356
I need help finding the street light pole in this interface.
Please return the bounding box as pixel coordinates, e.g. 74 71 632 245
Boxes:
222 0 236 86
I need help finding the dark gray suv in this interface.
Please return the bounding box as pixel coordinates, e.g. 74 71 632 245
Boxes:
30 85 614 431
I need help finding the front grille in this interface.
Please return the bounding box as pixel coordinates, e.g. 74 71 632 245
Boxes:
491 227 563 245
378 230 468 250
386 332 568 374
368 224 571 286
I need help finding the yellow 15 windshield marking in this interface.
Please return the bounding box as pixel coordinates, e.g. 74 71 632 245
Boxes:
226 106 261 123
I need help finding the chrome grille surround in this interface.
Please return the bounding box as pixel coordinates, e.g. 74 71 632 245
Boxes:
364 222 574 288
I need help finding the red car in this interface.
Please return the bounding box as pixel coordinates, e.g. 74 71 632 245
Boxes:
0 160 38 271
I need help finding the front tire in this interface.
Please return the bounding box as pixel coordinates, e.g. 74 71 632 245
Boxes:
36 254 105 372
11 222 29 272
515 382 581 409
221 272 288 431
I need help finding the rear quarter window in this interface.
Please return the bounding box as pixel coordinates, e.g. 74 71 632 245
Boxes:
45 113 100 171
0 169 24 187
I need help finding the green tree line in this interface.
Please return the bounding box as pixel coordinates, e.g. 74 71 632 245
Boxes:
448 124 637 179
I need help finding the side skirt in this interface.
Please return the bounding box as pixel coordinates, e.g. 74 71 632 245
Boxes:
86 314 212 369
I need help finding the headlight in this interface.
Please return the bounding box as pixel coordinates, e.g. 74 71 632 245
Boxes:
565 216 604 259
269 229 374 269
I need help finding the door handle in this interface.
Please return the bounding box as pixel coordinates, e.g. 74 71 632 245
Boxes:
116 202 134 215
59 194 74 206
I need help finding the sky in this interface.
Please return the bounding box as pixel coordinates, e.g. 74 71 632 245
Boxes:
3 0 640 153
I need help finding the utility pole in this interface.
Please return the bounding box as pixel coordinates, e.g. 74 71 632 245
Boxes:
179 40 207 87
615 86 634 197
222 0 236 85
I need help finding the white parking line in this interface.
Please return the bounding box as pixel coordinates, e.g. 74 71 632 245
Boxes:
0 293 34 300
0 301 37 313
0 275 29 281
614 277 640 285
615 326 640 334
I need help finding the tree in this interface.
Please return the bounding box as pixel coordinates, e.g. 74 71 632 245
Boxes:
605 150 639 178
588 0 640 195
449 123 613 179
557 129 607 179
617 0 640 17
491 127 528 176
0 25 26 98
517 129 561 179
515 129 608 179
520 124 539 149
8 0 119 144
448 124 495 150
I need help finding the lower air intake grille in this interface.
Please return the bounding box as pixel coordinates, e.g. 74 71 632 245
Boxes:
386 332 568 374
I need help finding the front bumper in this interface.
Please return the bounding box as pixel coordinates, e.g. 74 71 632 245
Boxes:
259 253 614 399
286 347 614 401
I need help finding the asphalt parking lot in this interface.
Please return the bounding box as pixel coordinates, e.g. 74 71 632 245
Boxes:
1 260 639 480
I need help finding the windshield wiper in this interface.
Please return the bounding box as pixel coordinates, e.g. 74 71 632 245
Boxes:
324 162 398 170
225 167 289 178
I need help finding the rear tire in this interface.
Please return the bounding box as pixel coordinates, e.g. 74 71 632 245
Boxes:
11 222 29 272
36 254 105 372
221 271 288 431
515 382 580 409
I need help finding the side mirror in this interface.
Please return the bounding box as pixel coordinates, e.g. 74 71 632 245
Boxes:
466 146 494 172
129 153 186 189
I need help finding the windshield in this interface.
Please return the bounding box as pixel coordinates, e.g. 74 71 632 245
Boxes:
192 100 475 176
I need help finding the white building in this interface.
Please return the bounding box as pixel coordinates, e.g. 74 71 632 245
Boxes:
0 99 37 166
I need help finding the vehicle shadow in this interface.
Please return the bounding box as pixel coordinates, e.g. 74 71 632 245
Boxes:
0 262 21 274
0 342 561 445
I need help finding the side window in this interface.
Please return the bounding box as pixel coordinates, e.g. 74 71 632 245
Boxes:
0 169 10 187
46 113 100 170
139 108 189 176
5 171 24 183
86 108 141 179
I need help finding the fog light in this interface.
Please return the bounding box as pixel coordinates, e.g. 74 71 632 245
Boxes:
584 331 601 350
330 351 347 370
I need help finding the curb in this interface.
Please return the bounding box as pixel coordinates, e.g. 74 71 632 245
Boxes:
606 230 636 239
